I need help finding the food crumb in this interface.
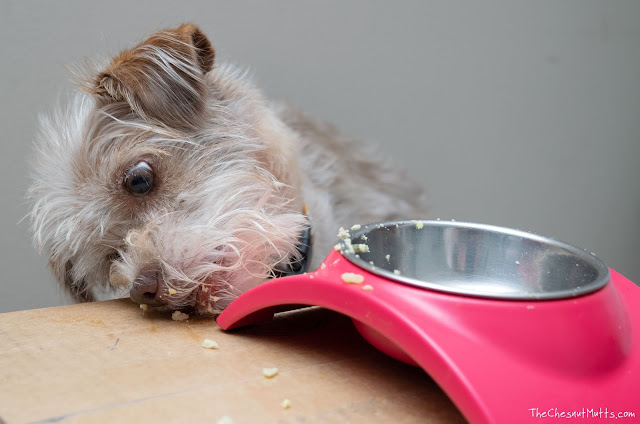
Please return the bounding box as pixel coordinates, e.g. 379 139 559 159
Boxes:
217 416 233 424
350 224 361 231
334 243 342 251
385 254 390 262
282 399 292 409
363 285 374 291
343 237 354 253
341 273 365 284
361 235 368 241
353 244 370 253
202 339 219 349
515 261 520 265
337 227 350 239
263 367 279 378
411 220 424 229
171 311 189 321
393 269 401 275
205 305 223 315
168 288 177 295
140 304 149 311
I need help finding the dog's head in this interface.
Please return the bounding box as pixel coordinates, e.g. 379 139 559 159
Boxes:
29 24 306 314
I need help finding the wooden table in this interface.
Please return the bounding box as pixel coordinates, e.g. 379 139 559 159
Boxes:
0 300 466 423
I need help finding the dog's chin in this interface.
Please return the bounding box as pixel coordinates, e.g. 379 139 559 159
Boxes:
194 283 226 316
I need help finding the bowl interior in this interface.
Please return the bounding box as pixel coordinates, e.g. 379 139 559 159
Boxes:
340 220 610 300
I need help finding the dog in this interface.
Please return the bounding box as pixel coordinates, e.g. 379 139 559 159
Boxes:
28 23 427 315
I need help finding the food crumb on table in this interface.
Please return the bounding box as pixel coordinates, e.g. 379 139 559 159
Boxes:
171 311 189 321
202 339 219 349
263 367 279 378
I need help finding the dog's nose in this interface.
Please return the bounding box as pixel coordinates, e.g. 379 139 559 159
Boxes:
130 271 165 307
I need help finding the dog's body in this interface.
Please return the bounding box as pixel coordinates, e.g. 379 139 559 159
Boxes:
29 24 427 314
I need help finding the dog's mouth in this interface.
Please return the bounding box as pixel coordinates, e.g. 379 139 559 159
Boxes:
126 273 228 316
113 252 256 316
193 283 225 315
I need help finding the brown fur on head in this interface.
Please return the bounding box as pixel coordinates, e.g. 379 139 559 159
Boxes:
93 24 215 130
29 24 307 314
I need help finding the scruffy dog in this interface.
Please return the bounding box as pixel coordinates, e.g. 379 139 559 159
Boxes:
29 24 427 315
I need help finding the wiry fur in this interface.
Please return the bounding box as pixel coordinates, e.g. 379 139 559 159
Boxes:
28 24 427 314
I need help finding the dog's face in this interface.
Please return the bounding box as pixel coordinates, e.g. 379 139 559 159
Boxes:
29 24 306 314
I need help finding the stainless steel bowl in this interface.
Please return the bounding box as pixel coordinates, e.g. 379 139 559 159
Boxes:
339 220 610 300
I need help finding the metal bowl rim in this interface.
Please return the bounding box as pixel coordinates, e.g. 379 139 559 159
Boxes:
339 219 610 301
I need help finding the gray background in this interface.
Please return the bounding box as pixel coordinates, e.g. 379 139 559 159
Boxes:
1 1 639 313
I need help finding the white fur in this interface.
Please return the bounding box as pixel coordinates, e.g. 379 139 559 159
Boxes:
28 26 427 314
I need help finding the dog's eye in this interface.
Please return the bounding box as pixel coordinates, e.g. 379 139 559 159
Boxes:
124 161 154 196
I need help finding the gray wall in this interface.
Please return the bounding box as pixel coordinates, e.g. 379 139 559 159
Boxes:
1 1 639 313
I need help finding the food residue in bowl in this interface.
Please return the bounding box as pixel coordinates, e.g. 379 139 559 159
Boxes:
337 227 350 239
353 244 370 253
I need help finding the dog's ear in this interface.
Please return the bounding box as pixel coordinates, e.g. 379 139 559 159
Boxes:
93 24 215 129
